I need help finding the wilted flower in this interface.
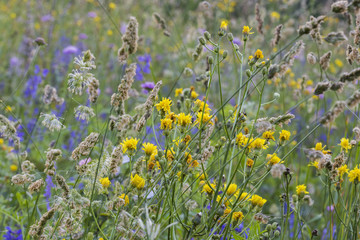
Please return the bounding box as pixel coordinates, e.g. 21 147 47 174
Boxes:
41 113 65 132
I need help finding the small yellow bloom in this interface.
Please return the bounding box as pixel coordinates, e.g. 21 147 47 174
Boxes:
131 174 145 190
196 112 213 126
339 138 352 152
226 183 237 196
338 165 349 179
194 99 211 114
349 165 360 183
246 158 254 168
109 2 116 9
5 106 12 112
191 90 199 99
279 130 291 141
119 193 129 206
99 177 111 188
10 164 18 172
155 98 172 113
177 113 192 127
249 138 268 150
266 153 282 165
107 29 113 36
0 138 3 145
335 59 343 67
249 194 267 207
254 49 264 59
175 88 183 97
296 184 309 196
142 142 157 156
242 26 254 35
262 131 275 141
232 211 244 221
202 183 216 194
308 161 320 169
248 55 253 61
160 118 173 130
220 20 229 30
121 138 139 154
271 11 280 20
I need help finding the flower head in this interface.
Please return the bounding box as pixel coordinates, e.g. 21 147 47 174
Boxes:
99 177 111 188
232 211 244 221
142 142 157 156
226 183 237 196
242 26 254 35
249 194 267 207
262 131 275 141
131 174 145 189
279 130 291 141
296 184 309 196
202 183 216 194
349 165 360 183
254 49 264 59
175 88 183 97
155 98 172 113
266 153 282 165
119 193 129 206
339 138 352 152
338 164 349 179
177 113 192 127
160 118 173 130
220 20 229 30
121 138 139 154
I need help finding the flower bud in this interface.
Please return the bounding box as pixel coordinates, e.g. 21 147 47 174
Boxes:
199 37 206 45
204 31 211 40
227 33 234 42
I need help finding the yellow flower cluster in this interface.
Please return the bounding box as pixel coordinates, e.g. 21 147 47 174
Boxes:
131 174 145 190
121 138 139 154
99 177 111 188
296 184 309 196
249 194 267 208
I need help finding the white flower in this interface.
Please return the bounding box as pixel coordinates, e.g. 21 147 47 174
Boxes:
74 105 95 122
41 113 65 132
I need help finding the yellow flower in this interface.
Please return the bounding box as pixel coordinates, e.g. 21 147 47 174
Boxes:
0 138 3 145
191 90 199 99
5 106 12 112
202 183 216 194
10 164 18 172
242 26 254 35
349 165 360 183
196 112 213 126
224 207 232 216
249 138 268 150
165 112 177 122
249 194 267 207
235 191 250 201
308 161 320 169
266 153 282 165
142 142 157 156
155 98 172 113
99 177 111 188
335 59 343 67
194 99 211 114
248 55 253 61
107 29 113 36
177 113 192 127
246 158 254 168
109 2 116 9
220 20 229 30
226 183 237 196
339 138 352 152
262 131 275 141
131 174 145 189
296 184 309 196
160 118 173 130
121 138 139 154
254 49 264 59
217 195 231 207
232 211 244 221
314 142 331 154
270 11 280 20
119 193 129 206
338 165 349 179
175 88 183 97
279 130 291 141
236 132 246 146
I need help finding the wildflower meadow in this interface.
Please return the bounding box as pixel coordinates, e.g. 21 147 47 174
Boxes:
2 0 360 239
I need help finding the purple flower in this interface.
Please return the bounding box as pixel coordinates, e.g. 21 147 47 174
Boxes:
88 11 97 18
41 14 53 22
79 158 91 166
233 37 241 46
63 45 79 55
3 226 22 240
79 33 88 39
44 175 55 210
136 54 152 81
141 82 155 94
